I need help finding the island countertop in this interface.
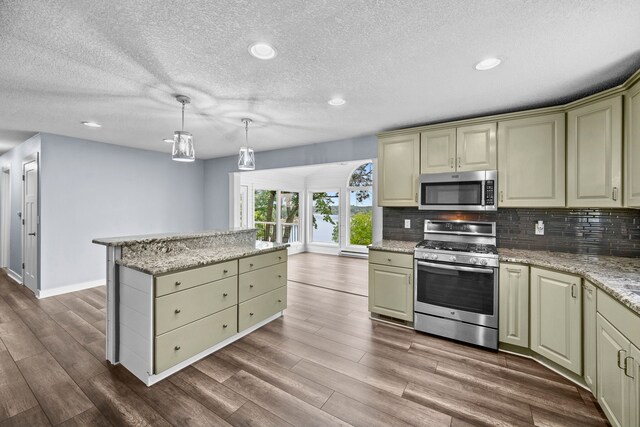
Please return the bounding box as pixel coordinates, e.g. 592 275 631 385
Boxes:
92 228 255 247
117 241 289 276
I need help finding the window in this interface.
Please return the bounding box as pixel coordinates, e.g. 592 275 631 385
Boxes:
311 191 339 244
254 189 277 242
347 163 373 247
280 192 300 243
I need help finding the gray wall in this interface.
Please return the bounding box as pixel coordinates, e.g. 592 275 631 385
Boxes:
40 133 205 291
204 135 377 228
0 134 41 276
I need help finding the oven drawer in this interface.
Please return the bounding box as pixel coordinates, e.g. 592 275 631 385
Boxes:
368 264 413 321
369 250 413 269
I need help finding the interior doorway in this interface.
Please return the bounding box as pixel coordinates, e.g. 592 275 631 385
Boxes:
22 154 38 293
0 167 10 268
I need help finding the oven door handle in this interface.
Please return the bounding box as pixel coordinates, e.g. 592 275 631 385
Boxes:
416 261 494 274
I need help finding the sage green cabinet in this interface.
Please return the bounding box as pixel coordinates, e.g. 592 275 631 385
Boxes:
567 96 623 207
530 267 582 375
378 133 420 206
497 113 566 207
420 128 456 173
583 280 597 394
597 289 640 427
456 122 497 172
498 263 529 348
625 80 640 207
368 251 413 322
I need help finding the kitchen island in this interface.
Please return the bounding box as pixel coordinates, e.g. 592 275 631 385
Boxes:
93 228 288 385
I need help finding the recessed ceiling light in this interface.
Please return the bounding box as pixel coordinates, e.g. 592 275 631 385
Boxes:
328 98 346 106
248 42 277 60
163 138 174 143
474 58 502 71
81 121 102 128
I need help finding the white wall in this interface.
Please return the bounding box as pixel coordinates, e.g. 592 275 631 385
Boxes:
0 134 41 280
39 133 205 295
204 135 377 229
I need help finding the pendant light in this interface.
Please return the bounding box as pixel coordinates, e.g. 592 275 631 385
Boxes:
172 95 195 162
238 118 255 170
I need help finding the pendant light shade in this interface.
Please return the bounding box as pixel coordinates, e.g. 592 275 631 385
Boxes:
172 95 195 162
238 118 255 170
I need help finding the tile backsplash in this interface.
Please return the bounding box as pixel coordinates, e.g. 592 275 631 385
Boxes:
383 207 640 258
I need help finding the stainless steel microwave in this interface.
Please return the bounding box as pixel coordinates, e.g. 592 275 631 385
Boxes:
418 170 497 211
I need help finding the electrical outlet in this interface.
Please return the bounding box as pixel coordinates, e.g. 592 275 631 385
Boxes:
535 220 544 235
404 219 411 229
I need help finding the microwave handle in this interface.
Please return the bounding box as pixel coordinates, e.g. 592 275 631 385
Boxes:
481 179 486 206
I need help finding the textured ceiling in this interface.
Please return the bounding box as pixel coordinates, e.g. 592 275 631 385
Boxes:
0 1 639 158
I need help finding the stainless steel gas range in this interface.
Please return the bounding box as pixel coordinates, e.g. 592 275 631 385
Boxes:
414 220 499 350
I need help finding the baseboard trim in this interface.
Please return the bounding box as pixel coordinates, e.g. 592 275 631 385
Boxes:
6 268 22 284
37 279 105 299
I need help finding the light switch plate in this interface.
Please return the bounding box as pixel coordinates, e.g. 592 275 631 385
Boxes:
404 219 411 228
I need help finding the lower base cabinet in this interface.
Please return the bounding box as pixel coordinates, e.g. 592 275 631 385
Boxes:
498 263 529 347
583 280 598 393
368 251 413 322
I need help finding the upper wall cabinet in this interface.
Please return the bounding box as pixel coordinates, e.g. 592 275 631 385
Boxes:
456 123 497 172
420 128 456 173
625 80 640 207
420 123 496 174
567 96 623 208
497 113 566 207
378 133 420 206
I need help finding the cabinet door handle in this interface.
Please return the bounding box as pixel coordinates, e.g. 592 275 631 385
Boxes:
500 191 504 203
624 356 635 378
175 345 181 351
612 187 618 201
571 284 577 298
457 157 461 169
174 309 181 314
249 312 254 316
249 284 254 288
223 293 228 297
449 157 454 169
223 323 228 328
618 349 626 369
414 192 418 202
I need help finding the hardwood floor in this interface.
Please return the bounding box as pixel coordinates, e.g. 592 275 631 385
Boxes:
0 269 610 426
288 253 368 296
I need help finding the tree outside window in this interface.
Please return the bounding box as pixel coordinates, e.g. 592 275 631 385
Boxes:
348 163 373 246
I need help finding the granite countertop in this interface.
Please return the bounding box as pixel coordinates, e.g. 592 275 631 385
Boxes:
117 241 289 275
93 228 255 247
499 249 640 315
369 240 417 254
367 241 640 315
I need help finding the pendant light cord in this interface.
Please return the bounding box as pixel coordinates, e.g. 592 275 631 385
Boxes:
245 119 249 146
181 101 185 132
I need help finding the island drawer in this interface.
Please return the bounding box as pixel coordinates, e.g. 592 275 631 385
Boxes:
369 250 413 269
155 305 237 373
155 260 238 297
238 262 287 302
238 286 287 332
155 276 237 335
239 250 286 274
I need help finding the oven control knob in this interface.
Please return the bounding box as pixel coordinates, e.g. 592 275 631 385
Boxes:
429 254 438 260
469 257 477 264
479 259 488 266
449 255 457 262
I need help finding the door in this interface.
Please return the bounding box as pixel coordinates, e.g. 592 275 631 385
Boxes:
597 313 629 427
377 133 420 206
567 96 623 207
497 113 566 207
22 157 38 293
0 168 10 268
583 280 597 393
420 128 456 173
530 267 582 374
626 80 640 207
499 263 529 348
456 122 497 172
368 263 413 321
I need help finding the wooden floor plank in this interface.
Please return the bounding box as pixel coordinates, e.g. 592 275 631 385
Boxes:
56 295 105 325
194 354 242 383
0 350 39 422
2 291 37 312
216 345 333 408
50 311 104 346
0 318 46 361
223 370 349 427
0 297 19 325
233 334 301 370
15 307 64 340
288 253 367 296
16 352 93 425
39 330 107 384
169 366 247 419
530 405 609 427
57 407 111 427
291 359 451 426
321 391 413 427
0 406 51 427
226 401 293 427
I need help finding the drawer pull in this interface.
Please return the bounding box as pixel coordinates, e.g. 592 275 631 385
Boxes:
223 269 228 274
223 293 228 297
175 281 182 286
250 263 254 267
278 275 282 278
249 312 254 316
175 345 181 351
278 299 282 303
624 356 635 378
174 309 181 314
250 284 254 288
387 258 392 262
223 323 228 328
278 256 282 260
